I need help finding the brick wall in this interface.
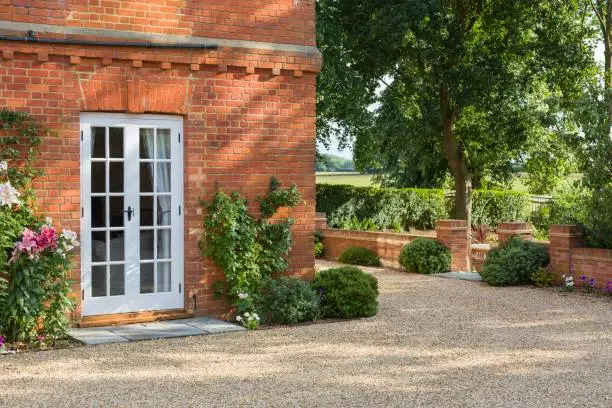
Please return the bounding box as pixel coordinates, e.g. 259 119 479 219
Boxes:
0 31 320 319
317 218 471 272
0 0 316 46
499 223 612 290
319 227 432 269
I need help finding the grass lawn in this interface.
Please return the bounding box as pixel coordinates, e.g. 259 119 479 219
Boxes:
316 172 378 187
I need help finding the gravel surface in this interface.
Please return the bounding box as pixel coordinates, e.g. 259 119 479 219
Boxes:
1 260 610 407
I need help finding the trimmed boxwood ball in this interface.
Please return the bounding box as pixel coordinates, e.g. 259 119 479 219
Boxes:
399 237 451 274
312 266 379 318
338 246 382 267
257 277 321 325
481 236 550 286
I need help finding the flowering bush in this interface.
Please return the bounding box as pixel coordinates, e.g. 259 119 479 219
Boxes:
236 311 260 330
561 274 575 292
0 158 79 344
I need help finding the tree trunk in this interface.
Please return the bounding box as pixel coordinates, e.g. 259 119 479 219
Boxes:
440 87 473 226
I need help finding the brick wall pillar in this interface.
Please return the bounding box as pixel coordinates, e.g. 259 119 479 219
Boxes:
315 212 328 230
549 224 584 278
497 222 533 244
436 220 471 272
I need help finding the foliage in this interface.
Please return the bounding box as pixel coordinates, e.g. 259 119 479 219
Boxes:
199 179 301 326
317 0 593 223
531 268 554 287
312 266 378 318
530 193 589 239
582 187 612 249
317 184 531 232
256 277 321 325
314 232 325 259
316 154 355 172
481 236 549 286
338 246 381 267
399 238 451 275
316 184 447 231
258 177 301 218
0 109 44 200
0 111 78 344
471 190 530 229
470 224 491 244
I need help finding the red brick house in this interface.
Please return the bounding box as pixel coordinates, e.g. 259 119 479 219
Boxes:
0 1 321 325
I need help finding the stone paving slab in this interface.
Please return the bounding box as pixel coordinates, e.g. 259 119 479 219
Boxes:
69 317 245 345
432 272 483 282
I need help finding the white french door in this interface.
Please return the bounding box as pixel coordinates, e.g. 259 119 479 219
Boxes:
80 113 184 316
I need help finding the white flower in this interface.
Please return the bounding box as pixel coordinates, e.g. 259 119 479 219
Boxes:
252 313 259 320
238 293 248 300
236 315 242 322
44 217 53 226
0 161 7 172
0 181 20 208
244 312 251 318
61 229 79 246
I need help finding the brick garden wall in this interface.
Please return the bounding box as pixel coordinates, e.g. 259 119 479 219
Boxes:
0 0 321 320
318 218 472 271
500 223 611 290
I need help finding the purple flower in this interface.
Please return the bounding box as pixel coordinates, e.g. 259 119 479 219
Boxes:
588 278 596 288
37 335 45 341
0 335 4 346
580 275 587 282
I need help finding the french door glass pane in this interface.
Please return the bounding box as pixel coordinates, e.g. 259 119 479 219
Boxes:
140 230 154 260
92 265 107 297
140 163 154 192
157 262 171 292
109 127 124 158
109 197 124 227
110 265 125 296
91 127 106 158
91 197 106 228
109 162 124 193
91 162 106 193
91 231 106 262
156 129 171 159
140 263 154 294
140 129 154 159
156 163 171 192
157 229 171 259
140 196 154 226
157 196 171 225
109 230 125 261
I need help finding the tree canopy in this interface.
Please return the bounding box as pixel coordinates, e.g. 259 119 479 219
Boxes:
317 0 597 223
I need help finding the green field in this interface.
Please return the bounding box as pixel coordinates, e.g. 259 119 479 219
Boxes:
316 172 377 187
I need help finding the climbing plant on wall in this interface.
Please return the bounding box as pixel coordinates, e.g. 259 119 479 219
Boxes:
199 178 302 325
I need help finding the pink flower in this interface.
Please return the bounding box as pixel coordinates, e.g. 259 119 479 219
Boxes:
36 225 58 251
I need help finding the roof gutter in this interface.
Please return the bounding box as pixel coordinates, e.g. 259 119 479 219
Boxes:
0 30 218 49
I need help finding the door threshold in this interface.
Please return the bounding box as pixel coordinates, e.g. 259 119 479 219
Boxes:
78 309 193 328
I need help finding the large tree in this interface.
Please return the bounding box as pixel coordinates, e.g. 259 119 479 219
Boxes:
317 0 593 223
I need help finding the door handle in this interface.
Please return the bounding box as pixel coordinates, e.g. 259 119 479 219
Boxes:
124 206 134 222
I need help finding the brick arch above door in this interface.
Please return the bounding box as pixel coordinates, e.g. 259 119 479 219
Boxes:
78 74 192 115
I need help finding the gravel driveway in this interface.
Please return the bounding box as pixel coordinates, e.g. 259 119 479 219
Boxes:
1 261 610 407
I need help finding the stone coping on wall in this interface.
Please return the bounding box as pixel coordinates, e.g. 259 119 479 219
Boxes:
319 227 435 242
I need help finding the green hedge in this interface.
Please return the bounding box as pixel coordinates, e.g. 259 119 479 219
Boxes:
316 184 447 231
471 190 530 229
316 184 529 231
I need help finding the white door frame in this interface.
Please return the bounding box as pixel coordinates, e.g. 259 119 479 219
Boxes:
80 113 184 316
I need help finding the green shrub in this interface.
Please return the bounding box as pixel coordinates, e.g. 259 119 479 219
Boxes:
312 266 378 318
481 236 550 286
471 190 530 229
314 232 325 258
257 277 320 325
531 268 554 287
339 246 382 267
399 238 451 274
